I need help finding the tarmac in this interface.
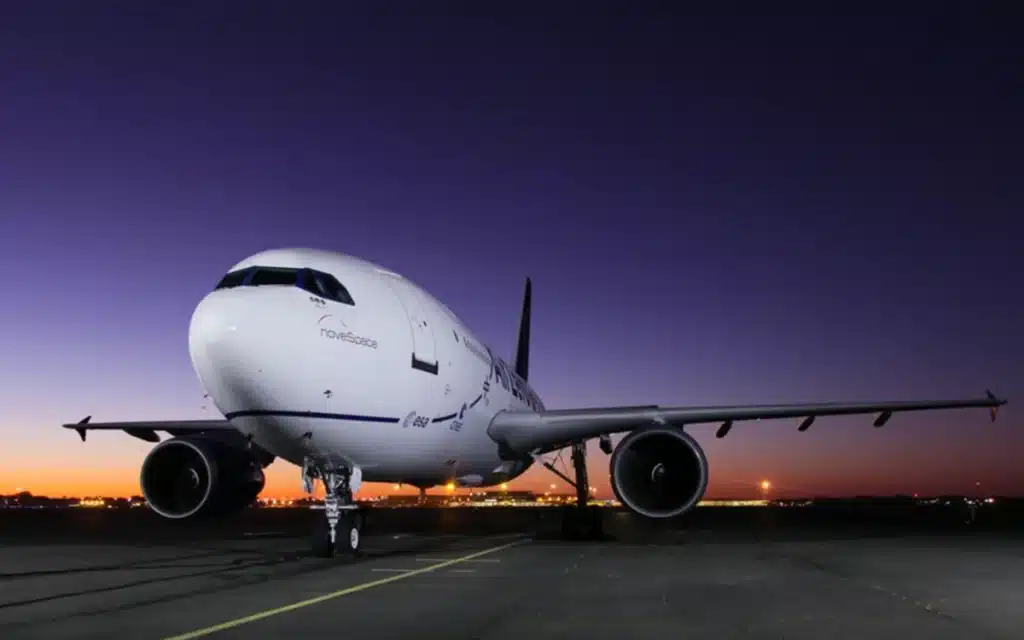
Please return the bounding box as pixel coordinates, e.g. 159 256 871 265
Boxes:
1 506 1022 639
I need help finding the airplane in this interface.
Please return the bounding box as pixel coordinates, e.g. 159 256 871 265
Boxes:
64 248 1007 557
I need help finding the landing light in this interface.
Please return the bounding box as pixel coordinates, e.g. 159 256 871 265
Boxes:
445 482 455 492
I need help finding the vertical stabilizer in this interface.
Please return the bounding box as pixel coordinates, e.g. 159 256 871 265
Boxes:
513 277 531 381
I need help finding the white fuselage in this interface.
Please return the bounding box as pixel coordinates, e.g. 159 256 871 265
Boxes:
187 248 541 489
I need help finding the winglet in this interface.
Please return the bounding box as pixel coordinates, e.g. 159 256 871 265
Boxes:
74 415 92 442
986 390 1005 422
513 277 532 382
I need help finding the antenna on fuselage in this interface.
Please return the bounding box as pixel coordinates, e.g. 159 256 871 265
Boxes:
513 277 531 382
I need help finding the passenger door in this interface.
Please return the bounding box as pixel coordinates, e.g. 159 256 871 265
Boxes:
380 273 439 375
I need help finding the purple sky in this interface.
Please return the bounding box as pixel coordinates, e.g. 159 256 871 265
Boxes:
1 4 1020 498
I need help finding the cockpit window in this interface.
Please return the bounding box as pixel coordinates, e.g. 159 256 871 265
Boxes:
214 269 250 290
296 269 324 297
248 267 299 287
297 269 355 305
213 266 355 305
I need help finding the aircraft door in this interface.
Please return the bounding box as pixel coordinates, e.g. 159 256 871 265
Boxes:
381 274 439 375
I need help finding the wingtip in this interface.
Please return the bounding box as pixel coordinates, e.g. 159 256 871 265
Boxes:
65 415 91 442
985 390 1006 422
985 389 1007 404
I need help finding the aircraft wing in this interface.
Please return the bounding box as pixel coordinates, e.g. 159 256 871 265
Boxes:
62 415 236 444
487 391 1006 454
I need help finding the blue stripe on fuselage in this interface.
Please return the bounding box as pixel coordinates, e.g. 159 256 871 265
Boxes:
224 410 400 423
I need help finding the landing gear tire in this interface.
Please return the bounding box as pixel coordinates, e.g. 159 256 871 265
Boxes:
311 512 362 558
338 512 362 556
302 458 364 559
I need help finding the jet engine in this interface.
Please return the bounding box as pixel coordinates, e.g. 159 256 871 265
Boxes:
609 426 709 519
139 436 265 519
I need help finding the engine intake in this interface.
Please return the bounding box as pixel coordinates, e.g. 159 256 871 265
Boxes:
140 436 265 519
610 427 709 519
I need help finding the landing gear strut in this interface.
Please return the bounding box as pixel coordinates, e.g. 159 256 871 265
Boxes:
535 440 604 539
302 458 364 558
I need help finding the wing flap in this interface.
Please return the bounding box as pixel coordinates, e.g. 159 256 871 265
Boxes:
488 392 1006 454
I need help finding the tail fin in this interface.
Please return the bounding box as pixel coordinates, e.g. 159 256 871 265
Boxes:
513 277 532 381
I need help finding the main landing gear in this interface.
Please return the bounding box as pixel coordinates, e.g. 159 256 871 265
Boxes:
535 439 606 540
302 457 365 558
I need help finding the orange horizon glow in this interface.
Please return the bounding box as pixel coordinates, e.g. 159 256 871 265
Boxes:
6 420 1020 500
4 473 1009 501
1 475 607 500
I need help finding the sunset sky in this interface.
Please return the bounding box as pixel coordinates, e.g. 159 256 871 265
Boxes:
0 4 1020 500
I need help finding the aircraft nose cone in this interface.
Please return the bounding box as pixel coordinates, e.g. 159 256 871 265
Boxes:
189 295 231 366
188 293 244 401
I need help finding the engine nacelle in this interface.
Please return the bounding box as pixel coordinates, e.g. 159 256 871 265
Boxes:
139 436 265 519
609 427 709 519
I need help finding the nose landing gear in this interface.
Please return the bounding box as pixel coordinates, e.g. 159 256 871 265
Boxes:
302 458 364 558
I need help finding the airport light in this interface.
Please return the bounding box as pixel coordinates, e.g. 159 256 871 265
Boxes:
549 483 556 490
392 484 400 491
500 483 508 491
445 482 455 492
760 480 771 491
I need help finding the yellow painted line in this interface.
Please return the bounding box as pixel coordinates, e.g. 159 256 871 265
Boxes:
414 557 501 563
162 539 524 640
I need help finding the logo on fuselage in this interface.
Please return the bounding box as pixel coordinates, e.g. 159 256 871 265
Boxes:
317 313 346 327
319 327 378 349
317 314 376 349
